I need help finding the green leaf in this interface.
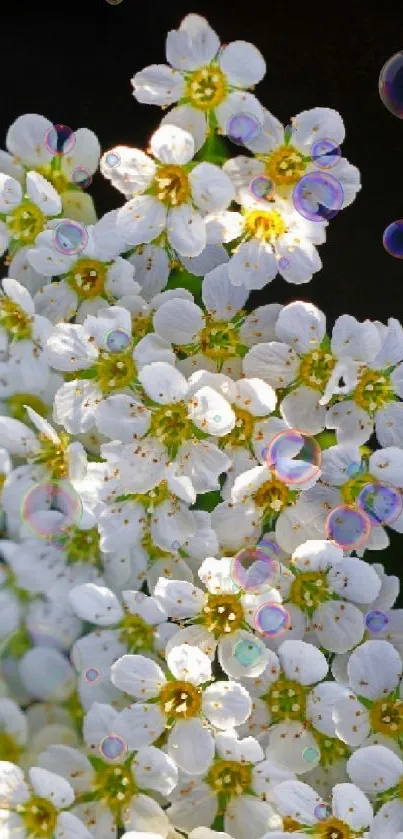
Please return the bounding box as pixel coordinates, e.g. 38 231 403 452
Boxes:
315 429 336 450
193 489 222 512
166 268 202 300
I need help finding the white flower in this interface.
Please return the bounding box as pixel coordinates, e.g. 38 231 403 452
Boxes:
224 106 360 208
274 539 381 653
103 124 234 259
154 555 280 679
111 644 252 774
167 731 284 839
347 744 403 838
0 277 52 391
2 113 100 223
0 760 92 839
243 300 381 434
333 639 403 750
270 779 373 838
131 14 266 148
27 212 139 323
0 170 62 261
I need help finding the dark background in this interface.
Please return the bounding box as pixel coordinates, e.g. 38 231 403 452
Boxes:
2 0 403 591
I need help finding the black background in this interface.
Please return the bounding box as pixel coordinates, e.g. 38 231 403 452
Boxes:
2 0 403 589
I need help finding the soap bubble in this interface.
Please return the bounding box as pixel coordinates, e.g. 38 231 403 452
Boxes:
264 429 321 486
311 139 341 169
383 220 403 259
99 734 127 762
293 171 344 221
54 221 88 256
365 609 390 634
83 667 101 685
234 638 265 667
104 151 121 167
226 113 262 145
231 544 280 594
255 603 291 638
302 745 320 766
278 256 290 270
325 504 371 550
105 327 131 353
314 803 332 821
21 480 83 543
44 124 75 156
249 175 275 201
357 482 402 527
379 52 403 119
71 167 93 189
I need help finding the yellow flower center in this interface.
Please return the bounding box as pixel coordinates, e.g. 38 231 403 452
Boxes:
36 165 71 194
313 730 350 766
65 526 101 567
93 763 137 822
340 472 376 506
0 731 21 763
254 478 290 514
223 407 255 448
264 145 307 188
0 297 33 340
289 570 330 613
132 311 153 340
283 816 303 832
206 759 252 799
299 349 336 391
244 209 287 243
199 317 244 361
149 403 194 458
315 818 351 839
7 393 48 423
265 678 307 723
370 696 403 737
118 612 155 652
31 431 70 480
66 258 106 299
353 369 393 413
202 592 245 637
16 796 58 839
159 680 202 720
7 200 45 246
186 64 227 110
96 349 136 394
154 164 190 207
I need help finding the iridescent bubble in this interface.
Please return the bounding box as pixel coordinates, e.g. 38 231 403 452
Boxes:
54 221 88 256
314 803 332 821
105 151 121 167
234 638 264 667
21 480 83 543
71 167 93 189
346 461 363 478
44 124 75 156
325 504 371 551
293 171 344 222
255 603 291 638
99 734 127 762
249 176 275 201
311 139 341 169
383 220 403 259
226 113 262 145
365 609 390 634
264 429 321 485
302 746 320 766
171 541 181 552
213 415 221 423
357 482 402 527
379 52 403 119
84 667 101 684
231 546 280 594
105 328 131 353
278 257 290 270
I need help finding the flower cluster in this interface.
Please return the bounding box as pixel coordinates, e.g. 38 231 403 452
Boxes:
0 12 401 839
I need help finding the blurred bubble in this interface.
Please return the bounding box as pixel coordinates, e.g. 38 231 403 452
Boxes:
264 429 321 486
314 803 332 821
379 52 403 119
302 745 320 766
325 504 371 550
357 482 402 527
226 113 262 145
365 609 390 634
71 167 93 189
231 544 280 594
104 151 121 167
105 327 131 353
213 415 221 423
54 221 88 256
99 734 127 762
106 0 124 4
83 667 101 685
278 256 290 270
311 139 341 169
21 480 83 543
293 171 344 222
234 638 264 667
44 124 75 156
255 603 291 638
346 461 363 478
135 592 146 603
249 176 275 201
383 220 403 259
171 541 181 552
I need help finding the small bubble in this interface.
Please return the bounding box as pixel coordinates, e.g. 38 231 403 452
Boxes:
346 461 363 478
357 482 402 527
84 667 101 685
278 256 290 270
105 328 131 353
213 415 221 423
226 112 262 145
264 429 321 486
44 124 75 156
54 221 88 256
325 504 371 551
365 609 390 634
234 639 263 667
171 541 180 552
104 151 121 168
249 175 275 201
71 167 93 189
293 171 344 222
231 545 280 593
99 734 127 762
302 746 320 766
255 603 291 639
379 52 403 119
311 139 341 169
314 802 332 821
383 220 403 259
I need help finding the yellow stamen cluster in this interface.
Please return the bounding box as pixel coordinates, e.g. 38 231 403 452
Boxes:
244 209 287 243
7 200 45 246
186 64 227 110
202 592 244 637
159 680 202 720
265 145 307 188
66 258 106 299
15 796 58 839
154 164 190 207
299 349 336 390
0 297 33 341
